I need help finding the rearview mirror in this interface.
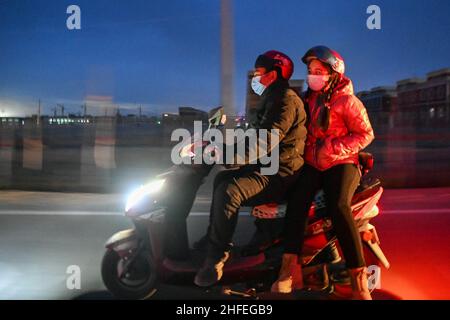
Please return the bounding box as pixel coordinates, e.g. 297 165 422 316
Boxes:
208 106 226 127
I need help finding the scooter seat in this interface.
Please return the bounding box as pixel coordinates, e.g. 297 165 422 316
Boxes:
355 176 381 194
251 176 381 219
353 177 381 205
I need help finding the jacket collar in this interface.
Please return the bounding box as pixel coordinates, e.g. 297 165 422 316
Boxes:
330 76 353 103
262 79 289 98
305 75 354 105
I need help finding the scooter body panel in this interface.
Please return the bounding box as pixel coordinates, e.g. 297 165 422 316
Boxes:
105 229 138 256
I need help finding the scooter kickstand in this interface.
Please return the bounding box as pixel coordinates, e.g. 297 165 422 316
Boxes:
222 287 259 299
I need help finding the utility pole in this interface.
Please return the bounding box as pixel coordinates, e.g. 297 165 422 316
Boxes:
139 105 142 118
221 0 236 129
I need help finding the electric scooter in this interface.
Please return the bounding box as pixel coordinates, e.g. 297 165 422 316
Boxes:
101 107 389 299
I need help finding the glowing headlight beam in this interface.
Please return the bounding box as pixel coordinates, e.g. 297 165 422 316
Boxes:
125 179 165 212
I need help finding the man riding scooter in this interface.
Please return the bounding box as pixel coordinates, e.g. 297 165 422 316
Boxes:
194 50 307 287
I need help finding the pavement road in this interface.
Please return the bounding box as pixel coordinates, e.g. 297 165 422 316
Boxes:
0 187 449 300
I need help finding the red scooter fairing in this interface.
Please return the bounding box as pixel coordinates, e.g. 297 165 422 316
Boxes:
250 178 387 269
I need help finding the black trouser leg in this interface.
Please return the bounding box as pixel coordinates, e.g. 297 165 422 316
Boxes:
209 170 285 253
253 218 285 243
243 171 301 255
200 168 248 240
322 164 365 269
163 175 203 260
283 165 322 255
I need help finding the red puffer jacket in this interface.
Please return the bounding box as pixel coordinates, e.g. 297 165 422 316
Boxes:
303 76 374 171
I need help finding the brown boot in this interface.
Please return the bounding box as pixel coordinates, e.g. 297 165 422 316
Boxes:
349 267 372 300
271 253 303 293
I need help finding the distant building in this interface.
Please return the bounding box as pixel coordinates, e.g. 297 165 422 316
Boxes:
179 107 208 118
46 116 92 125
178 107 208 129
395 68 450 127
161 107 208 142
162 107 208 123
289 79 305 97
357 86 397 129
356 68 450 129
161 112 179 122
0 117 25 127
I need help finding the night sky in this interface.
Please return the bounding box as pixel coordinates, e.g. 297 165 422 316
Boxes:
0 0 449 117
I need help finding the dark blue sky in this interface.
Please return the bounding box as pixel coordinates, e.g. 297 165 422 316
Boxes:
0 0 449 117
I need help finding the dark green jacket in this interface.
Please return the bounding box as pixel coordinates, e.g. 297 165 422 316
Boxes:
232 80 307 177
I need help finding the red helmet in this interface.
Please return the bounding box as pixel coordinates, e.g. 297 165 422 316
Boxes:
301 46 345 75
255 50 294 80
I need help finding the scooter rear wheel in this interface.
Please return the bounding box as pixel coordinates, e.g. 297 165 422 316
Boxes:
101 249 158 300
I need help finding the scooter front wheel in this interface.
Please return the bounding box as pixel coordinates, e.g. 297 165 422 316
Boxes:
101 249 158 300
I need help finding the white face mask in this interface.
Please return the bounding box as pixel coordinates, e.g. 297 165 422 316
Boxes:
251 76 267 96
307 74 330 91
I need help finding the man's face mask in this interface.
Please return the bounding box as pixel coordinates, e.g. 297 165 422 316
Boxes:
251 70 277 96
307 74 330 91
251 76 266 96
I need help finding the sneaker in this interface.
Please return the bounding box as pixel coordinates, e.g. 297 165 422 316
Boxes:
194 251 230 287
271 253 303 293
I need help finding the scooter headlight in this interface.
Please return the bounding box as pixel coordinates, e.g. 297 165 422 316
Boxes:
125 179 166 213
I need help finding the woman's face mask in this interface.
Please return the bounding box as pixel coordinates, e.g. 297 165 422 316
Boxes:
251 76 266 96
307 74 330 91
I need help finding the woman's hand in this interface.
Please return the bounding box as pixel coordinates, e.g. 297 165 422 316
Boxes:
315 137 338 170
